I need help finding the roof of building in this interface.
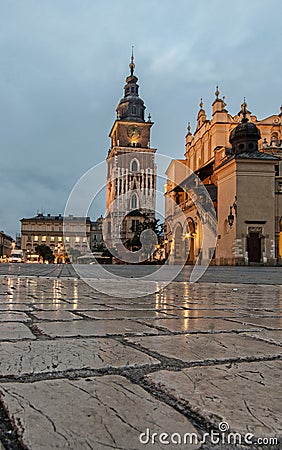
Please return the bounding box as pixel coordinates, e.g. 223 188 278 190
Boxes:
215 150 280 171
125 210 145 217
21 213 91 222
235 151 280 160
0 230 14 241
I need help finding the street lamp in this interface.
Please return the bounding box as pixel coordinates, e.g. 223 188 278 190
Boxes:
228 206 235 227
184 232 196 239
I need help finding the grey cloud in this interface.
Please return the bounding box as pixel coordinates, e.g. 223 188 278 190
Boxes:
0 0 281 236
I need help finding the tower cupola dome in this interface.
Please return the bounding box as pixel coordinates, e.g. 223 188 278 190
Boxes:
116 51 146 122
229 100 261 153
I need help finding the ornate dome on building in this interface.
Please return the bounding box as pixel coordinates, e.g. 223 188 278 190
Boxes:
229 101 261 154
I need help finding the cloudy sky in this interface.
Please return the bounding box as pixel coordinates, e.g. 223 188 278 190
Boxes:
0 0 281 236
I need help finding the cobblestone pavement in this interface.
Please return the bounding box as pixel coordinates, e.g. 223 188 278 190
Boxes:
0 265 281 449
1 263 282 285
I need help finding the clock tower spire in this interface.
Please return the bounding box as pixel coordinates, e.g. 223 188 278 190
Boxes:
115 51 146 123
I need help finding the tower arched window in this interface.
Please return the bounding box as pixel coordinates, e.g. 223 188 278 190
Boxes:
271 133 279 146
131 193 138 209
132 105 136 115
131 159 139 172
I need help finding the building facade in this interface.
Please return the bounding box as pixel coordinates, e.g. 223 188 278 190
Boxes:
21 213 91 263
90 215 104 251
0 230 13 259
165 89 282 265
105 54 157 255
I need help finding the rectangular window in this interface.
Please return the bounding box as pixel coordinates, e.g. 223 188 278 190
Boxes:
42 236 46 242
65 236 70 243
132 220 139 232
50 236 55 242
58 236 62 242
34 236 38 242
75 237 80 243
83 237 87 243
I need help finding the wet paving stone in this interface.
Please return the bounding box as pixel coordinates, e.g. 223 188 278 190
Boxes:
138 317 261 333
0 323 36 340
79 309 170 319
0 338 159 377
228 317 282 330
126 332 282 362
33 319 160 337
146 360 282 439
30 310 83 321
0 304 31 311
241 330 282 346
0 312 30 322
160 308 243 318
0 375 200 450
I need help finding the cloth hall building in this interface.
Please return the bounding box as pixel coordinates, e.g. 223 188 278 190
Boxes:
165 89 282 266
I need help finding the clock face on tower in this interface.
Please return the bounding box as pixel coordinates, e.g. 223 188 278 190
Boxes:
127 125 141 140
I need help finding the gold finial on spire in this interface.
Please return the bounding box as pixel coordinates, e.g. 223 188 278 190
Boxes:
200 98 204 109
129 45 135 76
241 97 248 123
215 85 219 99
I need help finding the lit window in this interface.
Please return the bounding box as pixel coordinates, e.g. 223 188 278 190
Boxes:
65 236 70 243
131 193 137 209
42 236 46 242
83 237 87 243
34 236 38 242
75 237 80 243
50 236 55 242
58 236 62 242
